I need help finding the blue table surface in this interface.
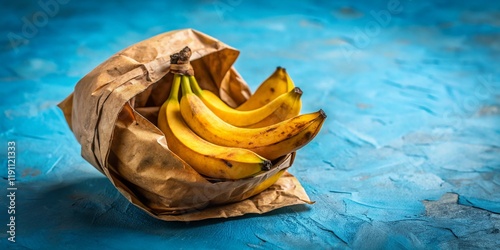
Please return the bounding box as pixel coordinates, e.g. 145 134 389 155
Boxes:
1 0 499 249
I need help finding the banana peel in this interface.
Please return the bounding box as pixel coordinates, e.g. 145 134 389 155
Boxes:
57 28 313 221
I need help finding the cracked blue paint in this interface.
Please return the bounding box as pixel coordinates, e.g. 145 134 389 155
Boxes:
1 0 499 249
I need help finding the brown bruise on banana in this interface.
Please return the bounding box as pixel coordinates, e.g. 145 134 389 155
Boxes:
295 131 313 147
222 159 233 168
257 119 310 139
254 122 323 159
254 116 312 137
189 101 201 116
265 127 277 133
263 117 323 148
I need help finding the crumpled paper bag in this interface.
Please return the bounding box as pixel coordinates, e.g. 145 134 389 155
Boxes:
58 28 312 221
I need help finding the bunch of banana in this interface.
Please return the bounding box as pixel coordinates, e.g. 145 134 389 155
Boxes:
157 47 326 191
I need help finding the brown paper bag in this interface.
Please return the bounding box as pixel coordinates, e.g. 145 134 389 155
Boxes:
58 28 312 221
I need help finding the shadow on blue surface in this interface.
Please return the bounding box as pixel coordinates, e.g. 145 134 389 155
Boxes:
26 176 311 225
11 176 315 248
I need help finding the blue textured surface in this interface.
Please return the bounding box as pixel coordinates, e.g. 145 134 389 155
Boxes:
1 0 500 249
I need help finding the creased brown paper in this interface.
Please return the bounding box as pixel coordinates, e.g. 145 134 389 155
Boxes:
58 28 312 221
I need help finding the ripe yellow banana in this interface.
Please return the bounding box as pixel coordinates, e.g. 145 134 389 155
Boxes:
189 75 302 128
157 74 271 180
244 90 301 128
180 76 326 160
241 170 286 200
236 66 295 111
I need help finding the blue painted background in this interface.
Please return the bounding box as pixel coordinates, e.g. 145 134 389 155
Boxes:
1 0 499 249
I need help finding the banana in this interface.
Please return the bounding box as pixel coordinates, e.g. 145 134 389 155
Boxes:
180 76 326 160
236 67 296 111
157 74 272 180
189 75 302 128
244 90 301 128
241 170 286 200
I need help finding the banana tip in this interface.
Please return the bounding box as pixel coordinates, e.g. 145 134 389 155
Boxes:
262 160 272 171
319 109 327 118
293 87 303 95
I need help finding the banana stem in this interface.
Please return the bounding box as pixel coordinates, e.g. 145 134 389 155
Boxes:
181 75 193 95
169 74 182 101
189 75 204 95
